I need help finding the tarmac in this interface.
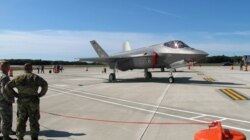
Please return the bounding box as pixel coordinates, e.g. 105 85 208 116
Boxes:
8 65 250 140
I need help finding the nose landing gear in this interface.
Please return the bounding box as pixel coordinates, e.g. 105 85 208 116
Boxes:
168 69 175 83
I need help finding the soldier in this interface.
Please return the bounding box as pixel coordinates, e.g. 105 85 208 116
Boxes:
6 63 48 140
0 61 16 140
36 66 40 74
41 65 44 74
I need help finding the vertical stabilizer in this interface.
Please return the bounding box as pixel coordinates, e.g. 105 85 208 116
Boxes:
90 40 109 58
123 41 132 52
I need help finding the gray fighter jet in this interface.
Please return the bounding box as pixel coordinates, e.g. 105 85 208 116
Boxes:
79 40 208 83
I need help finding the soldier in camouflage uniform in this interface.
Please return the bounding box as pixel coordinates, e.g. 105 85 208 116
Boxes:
6 63 48 140
0 61 16 140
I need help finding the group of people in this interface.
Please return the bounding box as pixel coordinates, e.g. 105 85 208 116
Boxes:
36 65 45 74
52 65 63 73
36 65 64 74
0 61 48 140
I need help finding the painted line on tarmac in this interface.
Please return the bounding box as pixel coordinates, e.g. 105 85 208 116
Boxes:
50 86 250 124
41 87 85 100
190 115 206 119
41 92 64 99
203 77 216 82
139 83 171 140
220 89 249 100
49 86 250 132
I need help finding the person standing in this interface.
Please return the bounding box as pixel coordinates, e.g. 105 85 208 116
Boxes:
0 61 16 140
60 65 63 73
36 66 40 74
6 63 48 140
41 65 44 74
240 60 244 71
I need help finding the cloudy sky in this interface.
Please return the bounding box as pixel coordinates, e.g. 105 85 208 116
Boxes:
0 0 250 60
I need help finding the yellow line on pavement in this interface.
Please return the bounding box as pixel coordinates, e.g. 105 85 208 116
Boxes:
204 77 215 82
226 89 247 100
221 89 239 100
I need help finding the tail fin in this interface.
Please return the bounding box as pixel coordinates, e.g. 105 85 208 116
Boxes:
123 41 132 52
90 40 109 58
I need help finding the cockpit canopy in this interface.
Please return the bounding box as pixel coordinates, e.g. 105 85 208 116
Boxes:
164 40 191 49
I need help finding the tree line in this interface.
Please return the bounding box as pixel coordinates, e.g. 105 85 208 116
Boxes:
199 55 243 63
5 59 102 65
3 55 244 65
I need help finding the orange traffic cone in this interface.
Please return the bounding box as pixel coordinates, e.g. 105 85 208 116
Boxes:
8 68 13 77
195 121 246 140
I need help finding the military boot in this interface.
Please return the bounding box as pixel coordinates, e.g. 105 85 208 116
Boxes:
9 130 16 135
31 137 38 140
17 137 23 140
3 135 17 140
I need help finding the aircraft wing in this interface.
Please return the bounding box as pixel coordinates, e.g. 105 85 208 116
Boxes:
78 53 151 63
78 57 130 63
78 57 111 62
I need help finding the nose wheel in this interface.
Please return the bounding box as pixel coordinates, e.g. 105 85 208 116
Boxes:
168 70 175 83
169 76 175 83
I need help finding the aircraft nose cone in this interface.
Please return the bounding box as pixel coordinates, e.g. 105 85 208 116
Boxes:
185 49 208 61
196 50 208 56
193 49 208 60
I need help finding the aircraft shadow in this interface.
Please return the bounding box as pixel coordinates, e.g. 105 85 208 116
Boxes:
174 77 243 85
151 71 180 73
151 70 197 73
111 77 243 86
26 130 86 139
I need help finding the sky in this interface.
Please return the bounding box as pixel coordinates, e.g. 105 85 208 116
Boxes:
0 0 250 60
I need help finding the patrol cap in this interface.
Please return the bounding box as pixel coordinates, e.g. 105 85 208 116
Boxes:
0 61 10 69
24 63 33 73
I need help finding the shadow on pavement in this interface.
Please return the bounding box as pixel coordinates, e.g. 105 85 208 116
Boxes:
109 77 243 86
174 77 243 86
27 130 86 139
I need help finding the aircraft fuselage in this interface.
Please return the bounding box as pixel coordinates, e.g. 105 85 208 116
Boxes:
109 41 207 71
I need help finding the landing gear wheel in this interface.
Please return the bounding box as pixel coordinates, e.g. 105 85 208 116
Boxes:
161 67 165 72
109 73 116 82
148 72 152 79
145 72 152 79
169 76 175 83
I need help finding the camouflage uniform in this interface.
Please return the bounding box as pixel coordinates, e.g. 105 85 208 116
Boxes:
6 73 48 139
0 73 14 137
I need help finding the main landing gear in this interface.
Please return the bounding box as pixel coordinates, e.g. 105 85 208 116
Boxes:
144 69 152 79
109 73 116 82
161 67 165 72
108 67 175 83
109 64 117 82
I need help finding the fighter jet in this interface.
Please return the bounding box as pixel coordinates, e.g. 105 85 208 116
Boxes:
79 40 208 83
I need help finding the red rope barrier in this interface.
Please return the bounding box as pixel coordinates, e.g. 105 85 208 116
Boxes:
40 110 211 125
